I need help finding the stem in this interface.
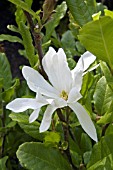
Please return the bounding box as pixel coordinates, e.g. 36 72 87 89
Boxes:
57 109 78 170
24 11 47 79
0 98 6 158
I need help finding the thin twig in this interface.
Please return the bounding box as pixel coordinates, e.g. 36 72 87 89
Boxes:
24 11 47 79
57 109 78 170
0 98 6 158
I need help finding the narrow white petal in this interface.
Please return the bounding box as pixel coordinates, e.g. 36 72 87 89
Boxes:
71 70 83 91
39 98 67 133
42 47 72 92
83 64 100 75
68 87 82 103
6 98 38 112
29 108 40 123
22 66 59 98
39 105 56 133
69 102 98 142
27 80 59 98
72 51 96 73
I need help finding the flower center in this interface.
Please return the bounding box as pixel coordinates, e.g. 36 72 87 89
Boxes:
60 90 68 101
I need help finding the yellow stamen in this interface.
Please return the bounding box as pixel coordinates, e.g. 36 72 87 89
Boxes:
60 90 68 101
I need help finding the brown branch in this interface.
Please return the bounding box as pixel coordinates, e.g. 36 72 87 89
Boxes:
24 11 47 79
57 109 78 170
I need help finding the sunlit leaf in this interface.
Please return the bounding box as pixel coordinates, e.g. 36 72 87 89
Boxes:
79 16 113 70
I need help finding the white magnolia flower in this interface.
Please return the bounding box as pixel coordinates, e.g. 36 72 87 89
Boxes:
6 47 98 142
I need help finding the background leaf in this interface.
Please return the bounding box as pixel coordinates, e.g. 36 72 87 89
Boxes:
19 21 36 67
0 34 22 44
17 142 72 170
0 156 8 170
87 135 113 170
66 0 92 26
0 53 12 90
93 76 113 116
43 2 67 42
8 0 39 21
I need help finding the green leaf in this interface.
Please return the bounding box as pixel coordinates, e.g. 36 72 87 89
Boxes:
0 156 8 170
44 131 61 144
87 135 113 170
0 34 22 43
19 21 36 67
9 113 44 140
66 0 92 26
86 0 97 16
93 76 113 116
17 142 72 170
97 100 113 125
78 16 113 70
8 0 39 21
100 61 113 89
80 133 92 153
2 79 20 102
44 2 67 42
61 30 77 58
104 9 113 19
0 53 12 90
105 124 113 136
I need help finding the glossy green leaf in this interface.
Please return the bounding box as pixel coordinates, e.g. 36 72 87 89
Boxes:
79 16 113 70
44 2 67 42
19 21 36 67
0 34 22 43
93 76 113 116
17 142 72 170
0 53 12 90
66 0 92 26
0 156 8 170
87 135 113 170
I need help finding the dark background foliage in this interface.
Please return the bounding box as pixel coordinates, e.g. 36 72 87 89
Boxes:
0 0 113 77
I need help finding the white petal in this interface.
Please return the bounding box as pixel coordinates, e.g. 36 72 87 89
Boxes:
69 102 98 142
39 98 67 133
29 108 40 123
71 70 83 92
39 105 56 133
6 98 39 112
83 64 100 75
67 87 82 103
73 51 96 73
22 66 59 98
42 47 72 92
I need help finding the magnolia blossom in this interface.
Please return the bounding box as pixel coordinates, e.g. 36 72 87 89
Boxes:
6 47 98 142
